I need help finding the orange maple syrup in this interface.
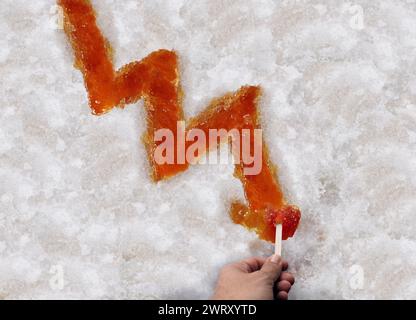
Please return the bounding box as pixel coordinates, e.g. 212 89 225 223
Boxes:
59 0 301 242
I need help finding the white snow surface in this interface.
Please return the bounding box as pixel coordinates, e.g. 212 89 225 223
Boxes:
1 0 416 299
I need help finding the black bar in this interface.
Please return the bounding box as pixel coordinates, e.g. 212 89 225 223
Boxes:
0 300 412 319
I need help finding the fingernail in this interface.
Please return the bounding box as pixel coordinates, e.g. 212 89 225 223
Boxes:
271 254 281 264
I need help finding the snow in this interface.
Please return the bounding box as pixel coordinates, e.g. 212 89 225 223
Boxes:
0 0 416 299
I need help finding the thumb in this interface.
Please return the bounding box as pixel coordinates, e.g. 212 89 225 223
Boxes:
259 254 283 283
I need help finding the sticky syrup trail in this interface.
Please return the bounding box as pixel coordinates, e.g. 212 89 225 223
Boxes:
58 0 301 242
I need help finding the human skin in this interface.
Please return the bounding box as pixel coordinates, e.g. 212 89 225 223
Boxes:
211 255 295 300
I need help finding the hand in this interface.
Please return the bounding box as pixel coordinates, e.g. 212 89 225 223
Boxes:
211 255 295 300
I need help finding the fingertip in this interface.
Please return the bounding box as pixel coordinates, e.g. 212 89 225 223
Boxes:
259 256 283 283
270 254 282 265
277 280 292 292
282 260 289 271
280 272 295 285
277 291 288 301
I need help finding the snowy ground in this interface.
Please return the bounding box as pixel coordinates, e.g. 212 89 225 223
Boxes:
1 0 416 299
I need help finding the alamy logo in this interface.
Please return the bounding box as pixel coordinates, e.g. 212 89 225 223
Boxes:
154 122 263 175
